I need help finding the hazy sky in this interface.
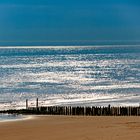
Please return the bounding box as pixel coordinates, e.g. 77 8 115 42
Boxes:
0 0 140 45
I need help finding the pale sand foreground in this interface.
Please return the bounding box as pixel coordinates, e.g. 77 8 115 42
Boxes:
0 116 140 140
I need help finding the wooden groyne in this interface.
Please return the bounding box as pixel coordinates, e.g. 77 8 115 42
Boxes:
0 99 140 116
28 105 140 116
0 106 140 116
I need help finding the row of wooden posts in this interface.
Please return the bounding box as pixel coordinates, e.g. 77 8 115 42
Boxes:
26 98 140 116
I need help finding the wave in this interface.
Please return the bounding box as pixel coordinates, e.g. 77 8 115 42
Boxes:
0 93 140 110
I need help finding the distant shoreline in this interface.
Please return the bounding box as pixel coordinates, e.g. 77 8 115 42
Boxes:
0 114 33 123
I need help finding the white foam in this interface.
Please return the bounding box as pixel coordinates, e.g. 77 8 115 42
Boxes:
0 115 34 123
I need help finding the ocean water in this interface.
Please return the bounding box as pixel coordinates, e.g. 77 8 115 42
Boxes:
0 114 23 122
0 45 140 110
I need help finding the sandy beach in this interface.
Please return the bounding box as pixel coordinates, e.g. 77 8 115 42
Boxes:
0 116 140 140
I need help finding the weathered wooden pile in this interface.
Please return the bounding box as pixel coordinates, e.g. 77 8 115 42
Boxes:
1 106 140 116
26 105 140 116
0 99 140 116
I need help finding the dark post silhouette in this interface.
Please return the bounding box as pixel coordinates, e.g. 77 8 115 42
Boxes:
36 98 39 109
26 99 28 109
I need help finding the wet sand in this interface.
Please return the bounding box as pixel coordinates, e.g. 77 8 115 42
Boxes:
0 116 140 140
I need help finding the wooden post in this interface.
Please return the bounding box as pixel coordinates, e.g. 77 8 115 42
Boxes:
26 99 28 109
36 98 38 109
137 107 139 116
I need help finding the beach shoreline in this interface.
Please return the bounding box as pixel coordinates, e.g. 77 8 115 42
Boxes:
0 114 34 123
0 115 140 140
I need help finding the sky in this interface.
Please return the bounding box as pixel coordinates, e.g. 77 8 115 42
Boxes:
0 0 140 46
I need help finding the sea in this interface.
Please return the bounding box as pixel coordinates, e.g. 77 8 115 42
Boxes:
0 45 140 110
0 114 23 122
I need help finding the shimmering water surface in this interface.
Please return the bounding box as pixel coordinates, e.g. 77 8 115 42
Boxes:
0 46 140 110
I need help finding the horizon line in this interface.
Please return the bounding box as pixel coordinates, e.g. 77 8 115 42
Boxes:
0 44 140 49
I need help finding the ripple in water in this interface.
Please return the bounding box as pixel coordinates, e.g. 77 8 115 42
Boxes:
0 45 140 110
